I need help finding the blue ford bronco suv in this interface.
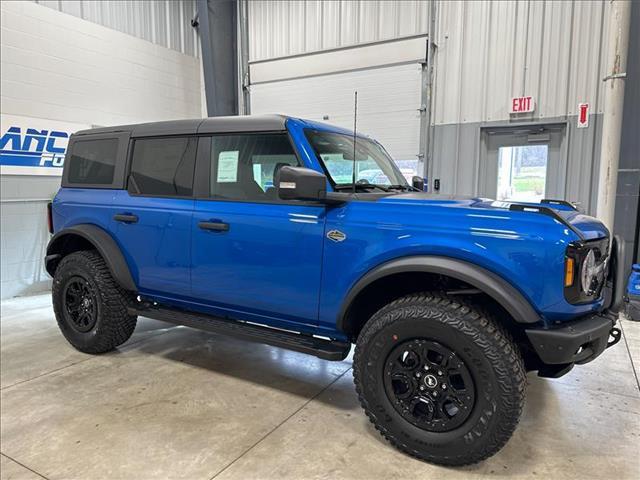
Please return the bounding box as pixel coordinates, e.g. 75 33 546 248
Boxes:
46 115 625 466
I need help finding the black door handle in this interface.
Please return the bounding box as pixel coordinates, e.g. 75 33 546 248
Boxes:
114 213 138 223
198 221 229 232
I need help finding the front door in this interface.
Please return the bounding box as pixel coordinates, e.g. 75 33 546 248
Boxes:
191 133 326 331
480 124 567 202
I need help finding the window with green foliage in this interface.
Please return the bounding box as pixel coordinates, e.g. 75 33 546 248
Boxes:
497 145 548 203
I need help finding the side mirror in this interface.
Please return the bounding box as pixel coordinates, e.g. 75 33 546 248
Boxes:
277 166 327 202
412 176 425 191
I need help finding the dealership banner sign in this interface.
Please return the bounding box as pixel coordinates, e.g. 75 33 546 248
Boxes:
0 115 90 176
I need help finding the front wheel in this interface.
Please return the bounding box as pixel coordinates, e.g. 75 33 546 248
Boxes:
353 293 526 466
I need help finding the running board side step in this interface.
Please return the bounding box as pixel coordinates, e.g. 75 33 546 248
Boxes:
128 305 351 361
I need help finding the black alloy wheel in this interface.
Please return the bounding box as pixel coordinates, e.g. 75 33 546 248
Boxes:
63 276 98 332
384 339 475 432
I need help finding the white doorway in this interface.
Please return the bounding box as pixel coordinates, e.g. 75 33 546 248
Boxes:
497 145 549 202
480 124 567 202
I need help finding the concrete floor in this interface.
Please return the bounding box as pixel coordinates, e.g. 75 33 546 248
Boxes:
1 294 639 480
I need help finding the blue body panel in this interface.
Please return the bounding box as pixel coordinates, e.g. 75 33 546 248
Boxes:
190 199 326 332
52 116 612 342
629 264 640 297
317 197 605 334
110 190 194 298
53 188 116 233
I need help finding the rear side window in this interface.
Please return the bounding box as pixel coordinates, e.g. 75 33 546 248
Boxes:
67 139 118 185
129 137 197 197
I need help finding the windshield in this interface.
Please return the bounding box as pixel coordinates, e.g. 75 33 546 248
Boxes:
305 130 408 188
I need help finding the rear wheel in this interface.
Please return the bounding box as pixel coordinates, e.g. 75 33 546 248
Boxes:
52 250 137 353
353 292 526 466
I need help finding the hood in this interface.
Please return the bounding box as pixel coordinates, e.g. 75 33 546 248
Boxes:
377 193 609 242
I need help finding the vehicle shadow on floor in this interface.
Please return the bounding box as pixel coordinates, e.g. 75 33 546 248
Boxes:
107 320 591 476
119 320 563 429
123 321 356 410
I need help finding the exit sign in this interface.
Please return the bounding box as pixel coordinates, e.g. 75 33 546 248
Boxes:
510 96 535 114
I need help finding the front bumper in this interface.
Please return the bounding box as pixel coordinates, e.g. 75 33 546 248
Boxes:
525 235 625 376
525 312 620 366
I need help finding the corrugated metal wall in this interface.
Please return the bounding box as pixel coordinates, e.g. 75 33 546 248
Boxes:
248 0 609 125
248 0 430 61
32 0 198 57
434 0 609 125
425 0 610 214
246 0 612 215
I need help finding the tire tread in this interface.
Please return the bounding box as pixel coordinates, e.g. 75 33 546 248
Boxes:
353 292 526 466
52 250 137 353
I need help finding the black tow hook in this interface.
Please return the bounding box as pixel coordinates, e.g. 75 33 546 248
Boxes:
607 327 622 349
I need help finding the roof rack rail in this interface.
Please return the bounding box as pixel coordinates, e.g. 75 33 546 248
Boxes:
508 204 584 240
540 199 578 211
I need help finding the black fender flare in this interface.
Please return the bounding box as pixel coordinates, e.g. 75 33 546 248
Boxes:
337 255 541 333
45 224 137 292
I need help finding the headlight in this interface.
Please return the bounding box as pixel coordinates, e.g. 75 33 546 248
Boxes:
580 250 597 294
564 238 609 304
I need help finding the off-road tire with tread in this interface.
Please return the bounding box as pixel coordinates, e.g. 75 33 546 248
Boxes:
353 292 526 466
52 250 137 353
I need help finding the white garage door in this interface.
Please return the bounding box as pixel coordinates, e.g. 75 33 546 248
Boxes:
250 63 423 174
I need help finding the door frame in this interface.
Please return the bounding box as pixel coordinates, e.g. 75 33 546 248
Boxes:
478 123 568 201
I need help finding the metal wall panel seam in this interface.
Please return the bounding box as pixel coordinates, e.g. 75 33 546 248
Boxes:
587 0 608 213
453 1 467 187
562 0 576 197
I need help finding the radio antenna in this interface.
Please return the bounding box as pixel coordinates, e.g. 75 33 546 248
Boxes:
352 91 358 194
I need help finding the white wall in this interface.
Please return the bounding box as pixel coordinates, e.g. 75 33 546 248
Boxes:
32 0 199 57
1 1 202 127
0 0 204 299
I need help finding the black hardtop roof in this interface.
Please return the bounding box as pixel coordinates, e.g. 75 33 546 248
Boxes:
73 114 289 137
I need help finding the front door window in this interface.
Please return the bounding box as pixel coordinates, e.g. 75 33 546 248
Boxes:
208 133 300 201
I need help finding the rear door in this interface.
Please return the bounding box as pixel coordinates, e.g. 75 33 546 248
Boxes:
190 132 326 331
111 136 196 298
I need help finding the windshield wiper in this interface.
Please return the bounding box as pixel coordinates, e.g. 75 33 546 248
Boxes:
335 183 390 192
387 184 417 192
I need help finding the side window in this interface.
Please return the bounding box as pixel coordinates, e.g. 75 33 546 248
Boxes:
129 137 196 197
209 133 300 201
67 139 118 185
